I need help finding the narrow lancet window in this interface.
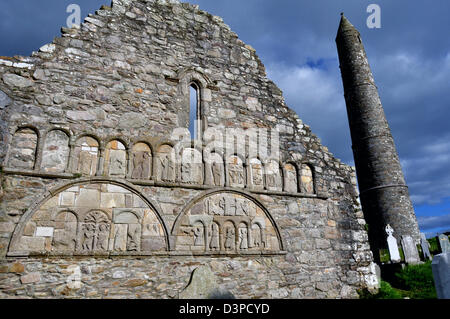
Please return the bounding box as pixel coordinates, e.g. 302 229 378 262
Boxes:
189 83 199 140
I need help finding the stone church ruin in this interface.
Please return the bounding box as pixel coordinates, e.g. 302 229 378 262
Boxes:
0 0 419 299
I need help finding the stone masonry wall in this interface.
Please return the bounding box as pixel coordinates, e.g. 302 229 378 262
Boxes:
0 0 377 298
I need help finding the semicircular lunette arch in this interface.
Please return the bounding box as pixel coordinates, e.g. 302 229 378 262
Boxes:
8 180 168 256
172 190 285 254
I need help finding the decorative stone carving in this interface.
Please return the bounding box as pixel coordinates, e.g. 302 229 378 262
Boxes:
8 128 38 170
104 140 127 177
385 224 401 263
284 163 298 193
226 156 245 188
41 130 70 173
204 151 225 186
130 142 152 179
156 144 176 182
301 164 314 194
52 211 77 251
111 212 141 252
265 160 282 191
175 192 282 254
248 158 264 190
208 222 220 251
73 136 99 176
79 210 110 252
8 182 167 255
238 224 248 250
180 148 203 184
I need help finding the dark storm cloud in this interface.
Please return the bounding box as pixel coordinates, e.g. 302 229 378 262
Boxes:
1 1 449 216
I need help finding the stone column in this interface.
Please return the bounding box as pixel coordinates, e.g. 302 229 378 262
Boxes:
335 14 420 262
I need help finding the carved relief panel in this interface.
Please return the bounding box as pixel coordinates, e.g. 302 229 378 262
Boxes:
265 160 282 191
104 140 127 177
72 136 99 176
156 144 176 182
180 148 203 184
205 152 225 187
226 155 245 188
175 192 281 254
130 142 152 179
248 158 264 190
8 182 167 255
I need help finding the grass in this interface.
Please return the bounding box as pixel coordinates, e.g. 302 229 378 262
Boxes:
359 261 437 299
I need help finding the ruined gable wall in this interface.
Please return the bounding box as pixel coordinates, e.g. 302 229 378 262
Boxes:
0 0 377 298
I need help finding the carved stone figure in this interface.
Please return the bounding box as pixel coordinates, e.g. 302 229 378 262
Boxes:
252 166 263 186
224 226 235 251
127 224 140 251
212 161 223 186
181 162 192 183
193 224 204 246
209 223 220 251
131 151 151 179
228 156 245 186
80 211 110 252
96 224 110 250
252 224 262 248
160 154 175 182
239 227 248 249
52 211 77 251
78 148 97 176
236 200 249 216
81 223 96 251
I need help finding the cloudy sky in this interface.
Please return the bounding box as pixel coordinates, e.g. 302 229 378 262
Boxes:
1 0 449 237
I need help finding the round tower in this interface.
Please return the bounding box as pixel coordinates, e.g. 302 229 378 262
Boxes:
335 14 420 262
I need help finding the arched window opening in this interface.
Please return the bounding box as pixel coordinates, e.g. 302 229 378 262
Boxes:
189 83 200 140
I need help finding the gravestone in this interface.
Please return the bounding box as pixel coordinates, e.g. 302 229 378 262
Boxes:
432 252 450 299
420 233 432 260
400 235 420 264
385 224 401 263
437 234 450 253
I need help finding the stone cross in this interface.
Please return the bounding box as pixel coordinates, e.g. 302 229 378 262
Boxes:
401 235 420 264
385 224 401 263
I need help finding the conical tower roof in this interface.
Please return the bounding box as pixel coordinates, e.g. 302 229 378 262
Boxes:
336 13 359 40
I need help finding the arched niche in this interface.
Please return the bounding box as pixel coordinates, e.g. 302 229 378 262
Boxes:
8 127 38 170
172 190 284 254
226 155 245 188
41 129 70 173
72 136 99 176
180 147 203 184
248 158 264 190
265 159 283 191
155 144 176 182
104 140 127 177
130 142 152 180
283 162 299 193
300 164 315 194
8 180 168 255
204 151 225 187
